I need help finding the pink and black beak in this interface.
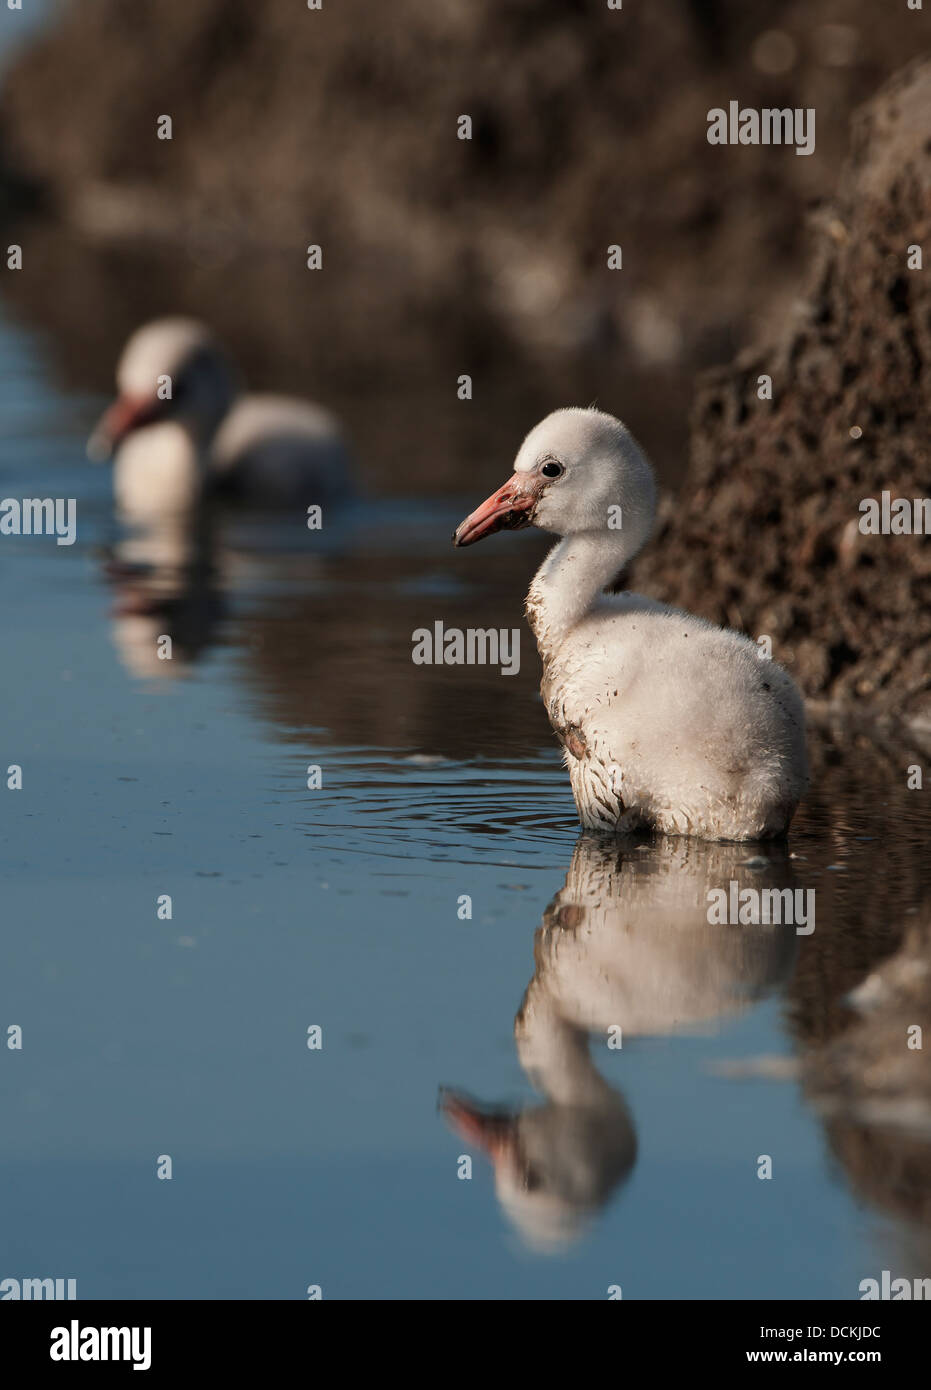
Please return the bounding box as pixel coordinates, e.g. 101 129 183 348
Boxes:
439 1089 517 1162
453 472 544 547
87 394 161 461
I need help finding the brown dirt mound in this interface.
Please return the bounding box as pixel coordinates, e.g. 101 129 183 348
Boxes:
631 59 931 724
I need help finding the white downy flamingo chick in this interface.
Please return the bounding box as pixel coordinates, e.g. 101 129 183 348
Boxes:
453 407 808 840
88 318 352 522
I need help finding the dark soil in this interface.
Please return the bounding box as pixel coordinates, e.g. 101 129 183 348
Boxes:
631 60 931 724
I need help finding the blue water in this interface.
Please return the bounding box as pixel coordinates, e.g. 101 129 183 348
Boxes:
0 308 927 1300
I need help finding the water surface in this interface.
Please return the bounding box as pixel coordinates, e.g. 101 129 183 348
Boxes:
1 309 928 1300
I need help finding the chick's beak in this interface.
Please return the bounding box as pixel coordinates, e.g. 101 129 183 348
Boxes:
87 394 160 461
452 472 543 546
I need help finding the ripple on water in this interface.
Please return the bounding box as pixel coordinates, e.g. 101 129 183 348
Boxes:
290 749 578 867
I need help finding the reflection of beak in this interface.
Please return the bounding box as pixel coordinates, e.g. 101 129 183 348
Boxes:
87 394 159 461
452 472 543 546
439 1088 516 1161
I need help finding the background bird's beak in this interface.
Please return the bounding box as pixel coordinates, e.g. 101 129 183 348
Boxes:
452 472 542 546
86 394 159 461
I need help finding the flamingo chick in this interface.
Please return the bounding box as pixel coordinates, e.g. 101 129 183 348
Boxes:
88 318 352 522
453 407 808 840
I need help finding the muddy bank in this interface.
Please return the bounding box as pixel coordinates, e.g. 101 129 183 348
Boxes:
632 60 931 725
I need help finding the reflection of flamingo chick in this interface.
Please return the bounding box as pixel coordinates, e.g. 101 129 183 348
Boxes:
88 318 352 524
103 513 224 681
443 989 637 1254
443 835 797 1251
454 408 808 840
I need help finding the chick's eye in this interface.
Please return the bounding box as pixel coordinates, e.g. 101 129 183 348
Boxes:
540 460 563 479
